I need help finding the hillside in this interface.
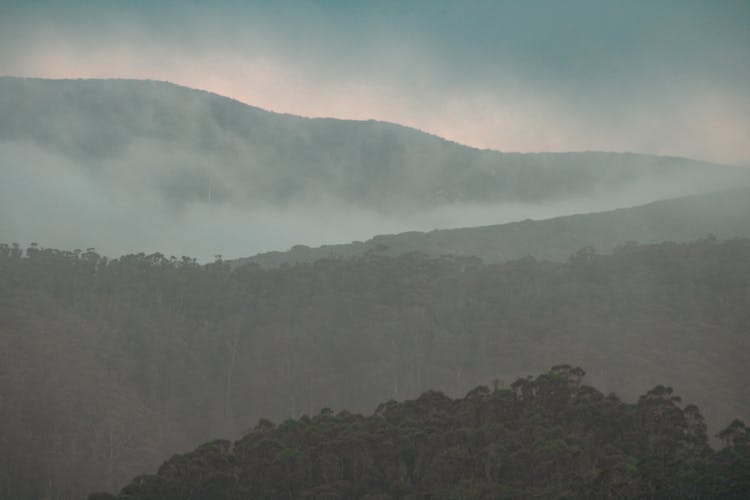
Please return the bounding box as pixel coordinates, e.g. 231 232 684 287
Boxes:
2 238 750 498
2 77 746 210
239 187 750 267
2 77 750 258
96 366 750 499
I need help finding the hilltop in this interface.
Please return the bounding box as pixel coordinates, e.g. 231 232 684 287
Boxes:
96 366 750 499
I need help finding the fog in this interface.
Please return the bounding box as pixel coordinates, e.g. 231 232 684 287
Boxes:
2 4 750 500
0 154 706 261
2 2 749 166
2 91 746 261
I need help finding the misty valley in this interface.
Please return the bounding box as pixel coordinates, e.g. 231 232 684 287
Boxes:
3 77 749 261
1 70 750 498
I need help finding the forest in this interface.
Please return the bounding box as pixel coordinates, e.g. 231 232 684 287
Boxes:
240 187 750 268
91 366 750 499
1 237 749 498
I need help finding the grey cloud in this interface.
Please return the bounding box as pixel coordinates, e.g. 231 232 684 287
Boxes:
2 2 749 164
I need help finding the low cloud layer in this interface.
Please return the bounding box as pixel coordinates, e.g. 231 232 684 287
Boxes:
1 138 742 261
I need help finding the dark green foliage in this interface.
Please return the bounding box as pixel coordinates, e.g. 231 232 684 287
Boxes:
106 368 749 499
2 238 750 498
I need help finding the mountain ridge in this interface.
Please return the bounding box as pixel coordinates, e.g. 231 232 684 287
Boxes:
2 76 746 206
3 76 742 163
235 186 750 268
2 76 750 259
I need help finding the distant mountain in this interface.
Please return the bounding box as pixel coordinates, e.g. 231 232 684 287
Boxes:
1 77 746 210
2 77 749 258
237 187 750 267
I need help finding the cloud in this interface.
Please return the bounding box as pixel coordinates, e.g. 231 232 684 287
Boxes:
1 132 740 261
1 1 749 166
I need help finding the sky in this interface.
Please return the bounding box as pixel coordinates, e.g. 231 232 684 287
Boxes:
0 0 749 166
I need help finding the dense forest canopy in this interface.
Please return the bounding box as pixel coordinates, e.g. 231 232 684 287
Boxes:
1 237 749 498
90 366 750 499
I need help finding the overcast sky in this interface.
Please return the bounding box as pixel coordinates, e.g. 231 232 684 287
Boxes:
1 0 749 165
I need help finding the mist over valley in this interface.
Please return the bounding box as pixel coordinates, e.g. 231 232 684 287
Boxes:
1 2 750 499
2 77 748 260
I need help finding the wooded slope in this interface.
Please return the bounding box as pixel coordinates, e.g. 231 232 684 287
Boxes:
1 237 749 498
239 187 750 267
101 367 750 499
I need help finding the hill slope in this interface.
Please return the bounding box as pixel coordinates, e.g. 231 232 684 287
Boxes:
239 187 750 267
2 77 749 258
99 367 750 499
2 238 750 498
2 77 745 210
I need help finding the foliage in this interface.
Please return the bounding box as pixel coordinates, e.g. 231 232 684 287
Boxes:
107 367 749 499
1 238 749 498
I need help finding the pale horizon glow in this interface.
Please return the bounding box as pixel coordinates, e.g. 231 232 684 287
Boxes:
7 49 750 167
1 1 749 165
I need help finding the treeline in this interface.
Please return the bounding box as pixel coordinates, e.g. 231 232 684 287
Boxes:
1 238 749 498
97 366 750 499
